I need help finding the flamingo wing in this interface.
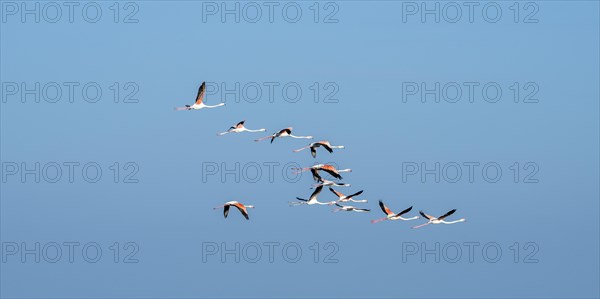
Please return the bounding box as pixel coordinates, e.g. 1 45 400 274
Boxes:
310 169 322 182
310 147 317 158
346 190 363 199
223 205 230 218
419 211 434 220
195 82 206 105
309 185 323 200
321 168 342 180
395 206 413 217
378 200 393 216
320 143 333 153
329 187 344 198
438 209 457 220
233 203 250 220
235 120 245 128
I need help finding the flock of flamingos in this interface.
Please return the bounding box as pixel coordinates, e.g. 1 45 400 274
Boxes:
176 82 466 229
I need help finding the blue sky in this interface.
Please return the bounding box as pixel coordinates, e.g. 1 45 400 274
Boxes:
1 1 599 298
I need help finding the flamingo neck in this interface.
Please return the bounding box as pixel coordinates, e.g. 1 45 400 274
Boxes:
442 219 465 224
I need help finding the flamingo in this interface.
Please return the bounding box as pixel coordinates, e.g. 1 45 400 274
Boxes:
294 164 351 180
371 200 419 224
293 141 345 158
329 188 367 203
289 186 336 206
412 209 466 229
175 82 225 111
218 120 266 135
213 201 254 220
332 203 370 213
310 169 350 188
254 127 313 143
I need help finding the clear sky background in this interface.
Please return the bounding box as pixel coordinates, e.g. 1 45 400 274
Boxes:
1 1 599 298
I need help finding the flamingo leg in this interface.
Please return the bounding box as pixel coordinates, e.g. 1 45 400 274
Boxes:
291 168 310 175
411 222 431 229
293 146 310 152
371 217 388 224
255 135 275 142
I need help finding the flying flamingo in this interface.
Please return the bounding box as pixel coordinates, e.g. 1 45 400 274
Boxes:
175 82 225 111
294 164 351 180
293 141 345 158
218 120 266 135
289 186 336 206
254 127 313 143
213 201 254 220
332 203 370 213
329 188 367 203
310 169 350 188
412 209 466 229
371 200 419 224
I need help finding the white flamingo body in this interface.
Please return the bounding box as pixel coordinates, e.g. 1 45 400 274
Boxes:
371 200 419 224
412 209 466 229
289 186 336 206
255 127 313 143
187 102 225 110
312 180 350 188
213 201 255 220
333 203 370 213
175 82 226 111
218 120 266 135
294 164 352 180
329 188 367 203
309 169 350 188
293 141 345 158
